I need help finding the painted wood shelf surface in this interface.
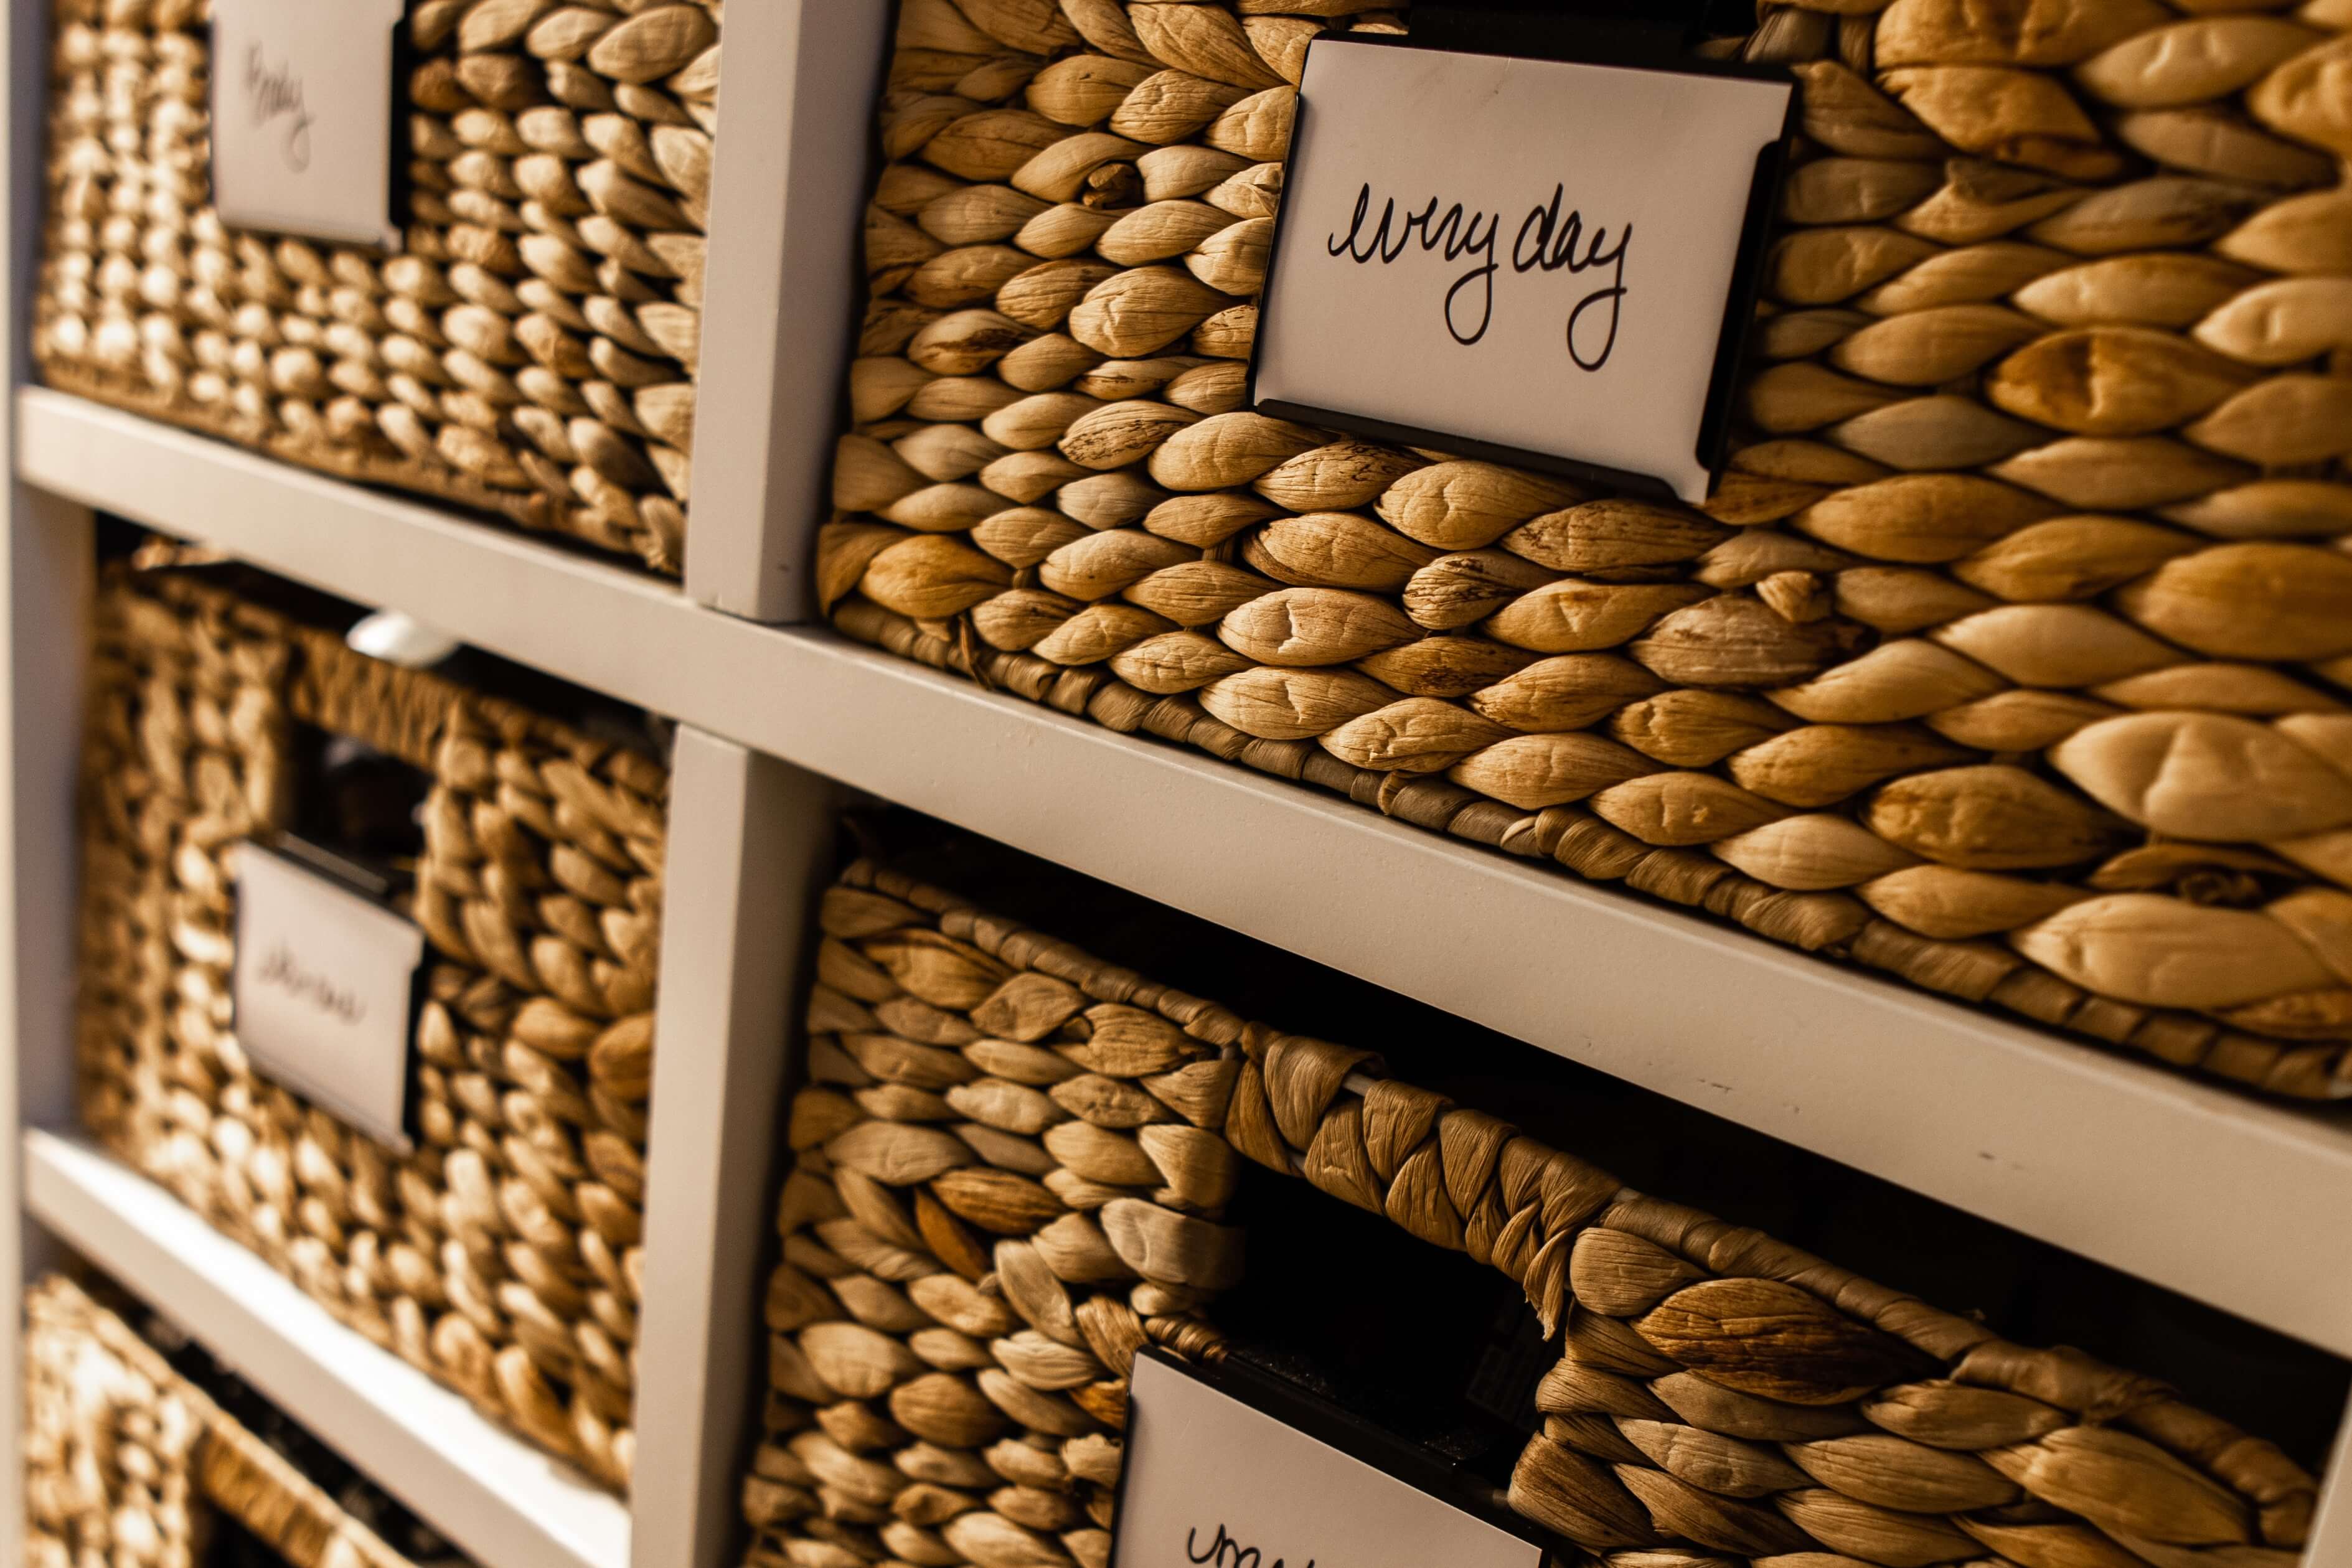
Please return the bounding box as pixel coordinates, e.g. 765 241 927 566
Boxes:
22 385 2352 1361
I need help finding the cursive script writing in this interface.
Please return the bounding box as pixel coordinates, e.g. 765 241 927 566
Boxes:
1326 181 1631 369
256 942 364 1024
245 45 314 172
1186 1523 1313 1568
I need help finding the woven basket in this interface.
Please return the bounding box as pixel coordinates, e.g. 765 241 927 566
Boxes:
26 1274 469 1568
820 0 2352 1099
741 848 2326 1568
34 0 718 573
77 563 669 1491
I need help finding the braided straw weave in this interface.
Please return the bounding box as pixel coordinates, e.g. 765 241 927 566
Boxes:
821 0 2352 1099
743 856 2321 1568
77 568 669 1491
34 0 718 573
26 1274 468 1568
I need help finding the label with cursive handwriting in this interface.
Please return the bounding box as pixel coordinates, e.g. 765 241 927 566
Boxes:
1110 1351 1543 1568
1253 38 1794 502
233 840 425 1152
211 0 406 248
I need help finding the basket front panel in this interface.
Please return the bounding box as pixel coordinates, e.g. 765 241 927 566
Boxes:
742 858 2320 1568
76 573 670 1493
26 1279 217 1568
26 1276 464 1568
34 0 719 573
822 0 2352 1099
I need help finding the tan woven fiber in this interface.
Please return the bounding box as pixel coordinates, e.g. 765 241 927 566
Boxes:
740 855 2323 1568
77 566 669 1492
821 0 2352 1099
34 0 718 573
26 1274 463 1568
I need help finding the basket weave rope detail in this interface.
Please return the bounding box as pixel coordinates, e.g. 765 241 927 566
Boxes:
34 0 718 572
26 1275 462 1568
743 857 2320 1568
822 0 2352 1099
78 570 669 1491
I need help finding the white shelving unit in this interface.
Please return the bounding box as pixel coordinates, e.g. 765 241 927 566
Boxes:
0 4 2345 1568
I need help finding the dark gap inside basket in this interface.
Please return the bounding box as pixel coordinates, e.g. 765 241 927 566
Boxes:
286 720 432 896
1411 0 1761 57
98 517 672 760
204 1511 286 1568
69 1263 469 1567
851 810 2352 1472
1215 1165 1545 1493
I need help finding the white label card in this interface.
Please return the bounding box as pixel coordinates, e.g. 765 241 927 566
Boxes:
233 842 425 1152
1112 1353 1545 1568
1254 40 1795 502
211 0 407 249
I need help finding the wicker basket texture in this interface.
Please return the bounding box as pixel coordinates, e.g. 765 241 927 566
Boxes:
26 1274 466 1568
819 0 2352 1099
742 856 2324 1568
77 568 669 1491
34 0 718 573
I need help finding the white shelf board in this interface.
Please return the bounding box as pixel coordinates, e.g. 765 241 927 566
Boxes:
21 385 2352 1358
22 1129 631 1568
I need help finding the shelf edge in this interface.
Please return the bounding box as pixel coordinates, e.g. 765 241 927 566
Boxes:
21 385 2352 1358
23 1129 633 1568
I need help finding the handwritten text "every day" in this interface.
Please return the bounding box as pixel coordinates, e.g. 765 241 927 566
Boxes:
1187 1523 1310 1568
244 45 316 171
1325 182 1632 369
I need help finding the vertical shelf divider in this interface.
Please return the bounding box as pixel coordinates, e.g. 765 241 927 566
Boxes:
0 491 92 1559
684 0 892 624
1 0 88 1549
629 728 845 1568
2310 1394 2352 1562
